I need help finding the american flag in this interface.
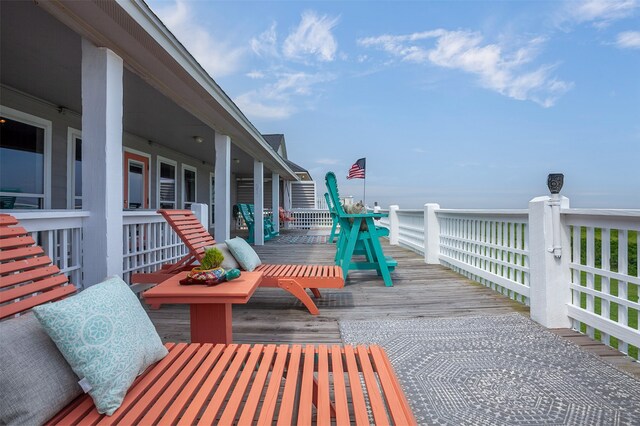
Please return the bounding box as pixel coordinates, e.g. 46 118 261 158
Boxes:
347 158 366 179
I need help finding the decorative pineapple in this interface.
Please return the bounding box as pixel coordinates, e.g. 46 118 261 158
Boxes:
187 247 226 284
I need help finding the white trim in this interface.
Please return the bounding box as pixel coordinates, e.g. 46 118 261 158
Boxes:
0 105 52 209
156 155 177 209
66 127 82 209
181 163 198 208
209 172 215 227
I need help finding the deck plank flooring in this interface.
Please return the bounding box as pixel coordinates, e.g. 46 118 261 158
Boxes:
146 235 640 379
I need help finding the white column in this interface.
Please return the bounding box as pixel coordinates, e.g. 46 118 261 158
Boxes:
272 173 280 233
424 203 441 264
81 39 123 287
388 205 400 245
283 181 292 229
529 195 571 328
214 133 231 242
253 160 264 245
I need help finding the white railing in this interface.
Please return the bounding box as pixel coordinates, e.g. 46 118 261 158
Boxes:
122 211 189 284
395 209 425 254
438 210 530 304
287 209 335 229
384 203 638 359
9 210 88 288
563 210 639 359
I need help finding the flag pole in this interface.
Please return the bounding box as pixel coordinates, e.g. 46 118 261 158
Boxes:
363 176 366 206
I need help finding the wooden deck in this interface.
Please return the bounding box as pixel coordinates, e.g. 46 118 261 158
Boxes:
146 233 640 379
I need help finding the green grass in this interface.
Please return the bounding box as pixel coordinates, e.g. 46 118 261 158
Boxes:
576 228 638 359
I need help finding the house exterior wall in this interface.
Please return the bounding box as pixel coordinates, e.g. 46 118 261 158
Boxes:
123 133 214 209
1 87 215 211
1 86 81 209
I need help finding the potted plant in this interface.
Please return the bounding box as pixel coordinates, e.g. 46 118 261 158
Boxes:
186 247 226 284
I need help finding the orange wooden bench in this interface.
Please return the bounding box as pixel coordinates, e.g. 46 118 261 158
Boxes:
1 213 416 425
131 209 344 315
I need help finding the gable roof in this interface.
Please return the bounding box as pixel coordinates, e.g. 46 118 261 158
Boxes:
262 134 287 158
285 159 312 181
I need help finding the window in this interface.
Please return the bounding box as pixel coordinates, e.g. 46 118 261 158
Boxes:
182 164 197 209
123 149 150 209
157 157 177 209
0 107 51 209
67 128 82 209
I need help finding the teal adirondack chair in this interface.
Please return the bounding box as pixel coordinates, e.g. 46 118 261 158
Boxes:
237 203 278 244
324 192 339 243
325 172 397 286
247 204 278 238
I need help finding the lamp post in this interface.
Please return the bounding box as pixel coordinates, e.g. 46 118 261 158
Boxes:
547 173 564 258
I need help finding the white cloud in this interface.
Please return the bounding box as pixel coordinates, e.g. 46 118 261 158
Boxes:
152 0 244 77
246 71 266 79
358 30 572 107
566 0 638 27
283 11 339 62
615 30 640 48
251 22 279 57
235 72 335 120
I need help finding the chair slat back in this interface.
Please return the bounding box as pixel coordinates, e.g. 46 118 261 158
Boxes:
324 172 347 217
0 214 77 320
158 210 216 260
238 204 254 225
324 192 337 216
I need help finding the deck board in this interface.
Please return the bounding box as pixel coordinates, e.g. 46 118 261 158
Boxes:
146 235 640 379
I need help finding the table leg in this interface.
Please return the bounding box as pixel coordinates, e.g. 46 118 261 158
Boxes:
190 303 233 343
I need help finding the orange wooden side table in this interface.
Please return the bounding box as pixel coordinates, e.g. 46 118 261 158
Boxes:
143 271 262 344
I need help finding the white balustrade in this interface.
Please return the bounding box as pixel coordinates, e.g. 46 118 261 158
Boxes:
10 211 87 288
563 209 639 358
395 209 425 253
438 210 531 305
122 211 189 284
286 209 335 229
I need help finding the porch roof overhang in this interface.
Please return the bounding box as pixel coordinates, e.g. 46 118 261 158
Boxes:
38 0 298 181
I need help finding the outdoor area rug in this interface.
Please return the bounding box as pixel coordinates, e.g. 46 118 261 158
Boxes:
270 234 329 244
339 314 640 425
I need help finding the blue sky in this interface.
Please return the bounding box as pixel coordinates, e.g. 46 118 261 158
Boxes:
148 0 640 208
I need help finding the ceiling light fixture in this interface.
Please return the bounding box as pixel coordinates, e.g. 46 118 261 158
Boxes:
193 136 204 144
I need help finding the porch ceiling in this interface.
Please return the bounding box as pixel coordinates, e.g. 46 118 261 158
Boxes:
0 0 296 179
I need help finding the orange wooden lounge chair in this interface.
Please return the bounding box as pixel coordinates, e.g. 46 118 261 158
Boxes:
0 213 416 425
131 210 344 315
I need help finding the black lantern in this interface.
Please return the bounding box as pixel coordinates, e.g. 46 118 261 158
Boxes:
547 173 564 194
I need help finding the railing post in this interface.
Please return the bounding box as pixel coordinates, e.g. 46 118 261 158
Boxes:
191 203 209 230
529 195 571 328
388 205 400 245
424 203 441 264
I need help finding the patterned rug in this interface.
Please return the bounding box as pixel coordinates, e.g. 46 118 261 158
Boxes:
270 234 330 244
339 314 640 425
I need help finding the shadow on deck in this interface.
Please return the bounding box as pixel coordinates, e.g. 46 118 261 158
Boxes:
147 230 640 379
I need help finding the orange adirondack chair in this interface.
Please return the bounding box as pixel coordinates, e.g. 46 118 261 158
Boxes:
131 210 344 315
0 213 416 425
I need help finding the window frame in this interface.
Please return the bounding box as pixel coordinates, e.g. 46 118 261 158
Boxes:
181 163 198 209
209 172 215 227
66 127 82 209
0 105 52 209
123 147 151 210
157 155 178 210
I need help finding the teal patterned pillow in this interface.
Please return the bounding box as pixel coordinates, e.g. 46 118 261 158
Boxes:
225 237 262 271
33 276 167 416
